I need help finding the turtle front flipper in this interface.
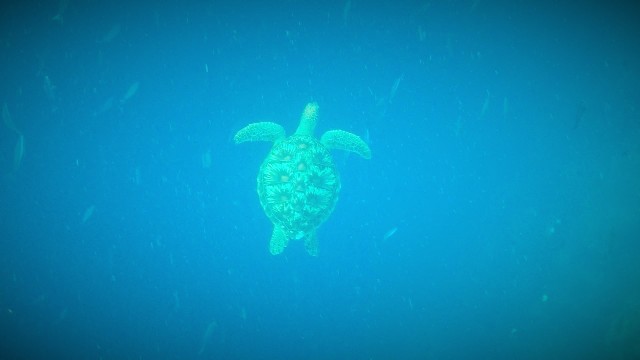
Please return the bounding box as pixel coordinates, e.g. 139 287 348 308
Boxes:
304 231 319 256
234 122 286 144
320 130 372 159
269 225 290 255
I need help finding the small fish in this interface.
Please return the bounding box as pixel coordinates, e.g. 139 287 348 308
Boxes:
418 25 426 42
133 167 141 185
383 227 398 241
51 0 68 24
173 291 181 309
363 128 371 146
2 103 20 135
342 0 352 26
480 90 490 119
201 150 212 169
43 75 57 100
98 23 121 43
121 81 140 104
198 320 219 356
13 134 24 171
502 97 509 120
573 101 586 130
389 73 404 103
82 205 96 223
94 97 114 116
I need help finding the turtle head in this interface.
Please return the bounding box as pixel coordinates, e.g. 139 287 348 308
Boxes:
294 102 319 136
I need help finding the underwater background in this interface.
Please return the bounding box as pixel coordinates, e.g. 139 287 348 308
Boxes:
1 0 639 359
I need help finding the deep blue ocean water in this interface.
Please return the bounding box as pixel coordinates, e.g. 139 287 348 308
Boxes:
1 1 639 359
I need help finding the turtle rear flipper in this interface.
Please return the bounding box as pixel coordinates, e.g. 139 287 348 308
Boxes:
320 130 371 159
269 225 290 255
304 231 319 256
234 122 285 144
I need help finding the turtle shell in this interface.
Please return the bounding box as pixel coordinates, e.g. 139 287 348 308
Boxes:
257 135 341 240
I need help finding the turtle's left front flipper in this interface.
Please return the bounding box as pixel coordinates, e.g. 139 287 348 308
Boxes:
320 130 371 159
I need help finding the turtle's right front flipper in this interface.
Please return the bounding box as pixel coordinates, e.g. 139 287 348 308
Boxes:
320 130 372 159
234 122 286 144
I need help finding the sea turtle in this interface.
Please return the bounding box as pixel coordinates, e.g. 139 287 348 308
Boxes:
234 102 371 256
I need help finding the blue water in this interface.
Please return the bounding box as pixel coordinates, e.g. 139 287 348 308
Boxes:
1 1 639 359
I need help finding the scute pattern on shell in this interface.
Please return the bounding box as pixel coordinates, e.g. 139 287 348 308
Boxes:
257 135 340 240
